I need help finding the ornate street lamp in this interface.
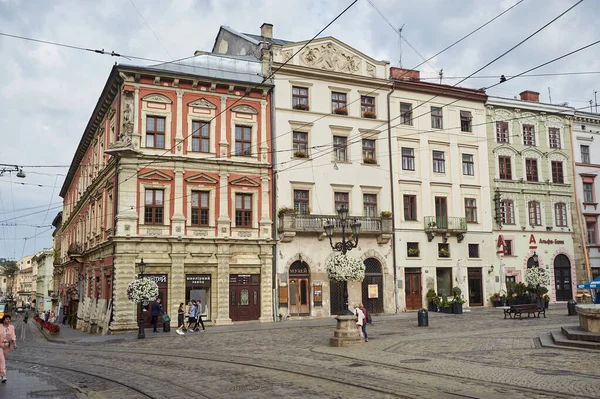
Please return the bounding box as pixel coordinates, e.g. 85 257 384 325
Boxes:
137 258 146 339
323 205 361 315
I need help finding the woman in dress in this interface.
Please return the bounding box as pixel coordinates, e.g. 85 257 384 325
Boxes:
176 303 185 336
0 315 17 383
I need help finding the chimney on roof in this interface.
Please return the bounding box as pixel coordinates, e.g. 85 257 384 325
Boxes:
390 67 420 81
261 23 273 40
519 90 540 102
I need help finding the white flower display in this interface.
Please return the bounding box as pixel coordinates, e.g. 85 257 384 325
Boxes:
326 254 365 282
126 278 159 303
525 267 551 287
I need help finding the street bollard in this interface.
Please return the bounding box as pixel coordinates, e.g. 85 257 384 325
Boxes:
567 299 577 316
418 308 429 327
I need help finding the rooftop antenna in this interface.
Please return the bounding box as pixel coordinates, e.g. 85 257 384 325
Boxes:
439 69 444 84
590 100 594 113
595 90 598 113
548 87 552 104
398 23 405 67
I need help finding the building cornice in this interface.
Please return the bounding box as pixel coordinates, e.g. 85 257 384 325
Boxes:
487 96 575 115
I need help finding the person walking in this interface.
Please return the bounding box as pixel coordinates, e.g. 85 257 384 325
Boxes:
354 305 365 340
194 300 206 332
186 301 197 333
359 303 369 342
176 303 185 336
151 298 162 333
0 315 17 383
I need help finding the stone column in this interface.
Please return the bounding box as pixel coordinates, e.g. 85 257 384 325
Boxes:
109 252 138 333
115 162 139 237
169 248 186 318
217 172 231 237
175 89 184 156
219 97 229 158
259 175 271 238
171 167 186 236
259 245 273 323
131 86 141 149
214 245 232 325
260 99 269 163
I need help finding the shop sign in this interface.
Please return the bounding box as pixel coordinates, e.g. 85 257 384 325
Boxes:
145 275 168 284
529 234 565 249
186 275 211 285
368 284 379 299
497 235 506 254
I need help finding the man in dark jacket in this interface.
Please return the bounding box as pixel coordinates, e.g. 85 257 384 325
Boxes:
151 298 162 333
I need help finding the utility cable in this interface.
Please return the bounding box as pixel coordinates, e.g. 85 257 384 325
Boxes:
129 0 172 60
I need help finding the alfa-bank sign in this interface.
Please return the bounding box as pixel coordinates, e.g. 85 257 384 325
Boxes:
496 234 565 254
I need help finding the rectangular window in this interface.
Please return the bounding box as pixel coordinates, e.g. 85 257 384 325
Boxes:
496 122 509 143
331 92 347 112
144 189 164 224
363 194 377 217
460 111 472 132
528 201 542 226
468 243 480 258
462 154 474 176
555 203 567 227
293 190 310 215
362 139 376 163
361 96 375 117
400 103 413 125
191 191 209 226
407 242 419 257
403 195 417 221
334 192 349 212
432 151 445 173
551 161 564 184
498 156 512 180
191 121 210 153
292 86 308 110
504 239 513 256
146 116 166 149
293 131 308 158
333 136 347 161
583 183 594 203
235 193 252 227
436 268 452 296
525 158 538 182
501 200 515 225
522 125 536 146
402 148 415 170
581 145 590 164
438 243 450 258
549 128 561 149
431 107 443 129
464 198 477 223
235 126 252 156
587 221 597 244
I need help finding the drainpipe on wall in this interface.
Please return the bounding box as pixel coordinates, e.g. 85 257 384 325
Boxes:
386 81 399 314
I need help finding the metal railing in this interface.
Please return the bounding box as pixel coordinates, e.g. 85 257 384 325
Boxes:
423 216 467 232
279 214 389 234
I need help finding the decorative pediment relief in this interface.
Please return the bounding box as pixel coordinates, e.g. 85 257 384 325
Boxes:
185 173 218 184
142 93 172 104
188 98 217 109
547 150 569 162
231 105 258 114
493 146 518 157
300 42 361 74
546 115 564 128
491 109 512 122
138 170 173 181
518 112 537 125
521 148 544 158
230 176 260 187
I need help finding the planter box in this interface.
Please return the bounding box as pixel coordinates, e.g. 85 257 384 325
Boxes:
427 303 437 312
441 306 452 314
492 300 504 307
452 302 463 314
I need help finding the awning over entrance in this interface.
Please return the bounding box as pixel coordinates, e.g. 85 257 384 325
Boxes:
576 276 600 289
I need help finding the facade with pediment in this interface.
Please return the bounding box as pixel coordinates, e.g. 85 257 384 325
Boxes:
213 24 396 318
54 54 275 334
486 93 583 303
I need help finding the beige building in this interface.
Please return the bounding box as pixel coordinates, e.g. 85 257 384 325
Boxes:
15 255 34 303
33 248 54 312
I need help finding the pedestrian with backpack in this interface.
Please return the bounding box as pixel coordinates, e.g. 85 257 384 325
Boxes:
194 300 206 332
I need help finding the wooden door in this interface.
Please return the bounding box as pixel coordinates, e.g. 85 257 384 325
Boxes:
361 258 384 314
229 274 260 321
467 268 483 306
405 272 422 310
289 278 310 315
554 254 572 301
435 197 448 229
138 275 168 329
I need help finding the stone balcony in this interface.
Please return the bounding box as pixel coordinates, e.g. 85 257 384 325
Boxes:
424 216 467 243
278 213 392 244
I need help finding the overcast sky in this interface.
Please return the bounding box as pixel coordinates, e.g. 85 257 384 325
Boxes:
0 0 598 260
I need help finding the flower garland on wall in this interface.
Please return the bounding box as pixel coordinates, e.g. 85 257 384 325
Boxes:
126 278 159 303
525 267 551 287
326 254 365 282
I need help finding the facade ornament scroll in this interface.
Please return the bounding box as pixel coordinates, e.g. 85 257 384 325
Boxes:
110 90 134 149
366 63 376 77
141 93 172 104
300 43 361 74
282 50 293 63
231 105 258 114
188 98 217 109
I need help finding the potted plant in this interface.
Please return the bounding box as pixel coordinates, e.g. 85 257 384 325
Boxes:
426 289 437 312
363 111 376 119
440 295 452 313
542 294 550 308
333 107 348 115
438 247 450 258
513 282 528 304
363 157 377 164
293 103 309 111
294 150 307 158
451 286 465 314
489 292 504 307
278 207 296 217
380 211 392 218
407 248 420 257
427 221 437 228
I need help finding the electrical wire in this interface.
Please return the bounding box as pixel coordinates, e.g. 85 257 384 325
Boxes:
129 0 172 60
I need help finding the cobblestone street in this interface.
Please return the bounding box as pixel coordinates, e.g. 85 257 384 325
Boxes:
1 307 598 398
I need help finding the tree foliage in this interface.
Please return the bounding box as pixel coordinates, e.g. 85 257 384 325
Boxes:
0 259 19 276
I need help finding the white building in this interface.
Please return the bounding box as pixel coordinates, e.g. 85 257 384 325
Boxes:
572 111 600 281
33 248 54 312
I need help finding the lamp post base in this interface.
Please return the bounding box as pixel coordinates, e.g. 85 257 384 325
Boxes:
330 315 364 347
138 303 145 339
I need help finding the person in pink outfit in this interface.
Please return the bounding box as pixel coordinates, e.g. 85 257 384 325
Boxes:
0 315 16 383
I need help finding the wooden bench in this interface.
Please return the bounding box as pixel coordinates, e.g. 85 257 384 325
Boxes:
503 304 546 319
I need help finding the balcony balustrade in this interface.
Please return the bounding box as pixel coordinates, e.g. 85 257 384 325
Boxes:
423 216 467 242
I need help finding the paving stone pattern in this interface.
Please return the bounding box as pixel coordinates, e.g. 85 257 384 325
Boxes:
5 307 599 398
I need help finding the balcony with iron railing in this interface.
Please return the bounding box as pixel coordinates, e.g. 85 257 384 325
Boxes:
278 213 392 244
424 216 467 242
